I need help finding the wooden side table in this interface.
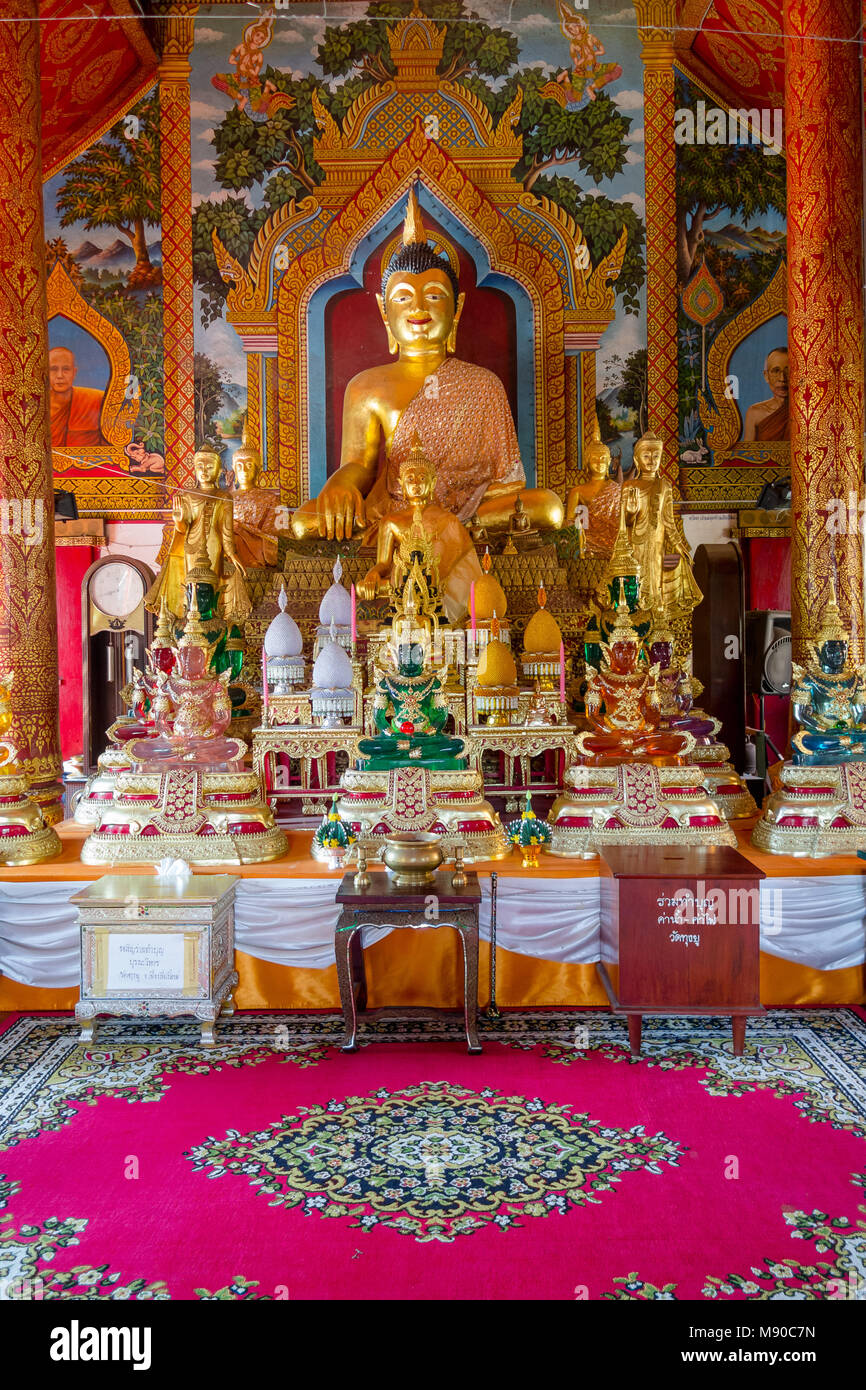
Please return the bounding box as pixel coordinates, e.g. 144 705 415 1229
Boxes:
72 874 238 1047
597 845 765 1055
334 870 482 1053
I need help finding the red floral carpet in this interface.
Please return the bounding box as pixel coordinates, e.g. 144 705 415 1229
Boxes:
1 1010 865 1301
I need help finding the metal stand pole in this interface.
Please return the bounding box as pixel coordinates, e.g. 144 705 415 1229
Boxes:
486 870 500 1020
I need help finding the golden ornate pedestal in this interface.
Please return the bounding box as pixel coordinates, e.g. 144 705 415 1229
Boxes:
0 774 62 866
548 763 736 858
751 761 866 857
330 765 510 864
689 743 758 821
81 766 287 866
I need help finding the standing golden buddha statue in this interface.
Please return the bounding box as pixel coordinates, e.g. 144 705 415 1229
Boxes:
145 446 251 624
622 429 701 617
291 189 564 542
231 428 280 569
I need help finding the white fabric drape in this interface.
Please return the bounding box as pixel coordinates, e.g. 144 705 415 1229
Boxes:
0 873 864 989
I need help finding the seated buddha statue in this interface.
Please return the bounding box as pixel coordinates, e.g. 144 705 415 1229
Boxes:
146 446 251 625
790 587 866 765
622 430 702 618
357 561 464 771
564 417 621 557
646 610 719 742
231 428 280 569
576 583 694 767
357 434 482 623
291 189 564 543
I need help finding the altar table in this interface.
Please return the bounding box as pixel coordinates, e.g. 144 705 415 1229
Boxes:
0 821 864 1013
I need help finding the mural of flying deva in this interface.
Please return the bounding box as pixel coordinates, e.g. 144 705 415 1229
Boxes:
189 0 648 498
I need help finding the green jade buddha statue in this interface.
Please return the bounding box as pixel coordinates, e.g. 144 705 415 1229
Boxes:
791 586 866 766
357 559 464 771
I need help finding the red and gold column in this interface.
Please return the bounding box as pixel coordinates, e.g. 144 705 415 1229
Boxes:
0 1 62 820
634 0 680 489
784 0 865 658
159 6 198 486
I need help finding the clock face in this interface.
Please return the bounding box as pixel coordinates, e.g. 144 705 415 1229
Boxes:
90 562 145 619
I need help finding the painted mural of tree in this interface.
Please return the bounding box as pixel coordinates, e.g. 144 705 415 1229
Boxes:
193 0 645 325
675 74 786 286
56 90 161 284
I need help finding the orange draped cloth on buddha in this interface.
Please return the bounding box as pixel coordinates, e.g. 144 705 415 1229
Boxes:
366 357 525 525
50 387 106 447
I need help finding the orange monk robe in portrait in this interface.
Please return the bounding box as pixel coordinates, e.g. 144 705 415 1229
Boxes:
753 400 788 442
50 387 107 447
364 357 525 527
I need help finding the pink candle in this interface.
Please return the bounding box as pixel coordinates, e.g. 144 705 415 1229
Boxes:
559 640 566 703
470 582 476 633
350 582 357 648
262 648 269 723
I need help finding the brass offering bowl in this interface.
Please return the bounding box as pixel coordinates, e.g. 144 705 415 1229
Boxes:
382 832 443 888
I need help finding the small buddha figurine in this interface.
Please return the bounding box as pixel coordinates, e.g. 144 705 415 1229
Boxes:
231 428 280 569
508 493 535 540
576 582 694 766
358 561 464 770
565 418 621 557
622 429 702 617
357 435 482 622
145 446 251 624
291 188 564 541
790 586 866 765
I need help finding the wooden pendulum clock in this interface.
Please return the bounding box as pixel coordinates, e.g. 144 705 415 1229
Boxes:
82 556 155 773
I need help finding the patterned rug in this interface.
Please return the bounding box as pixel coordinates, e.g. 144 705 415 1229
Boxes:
1 1010 865 1301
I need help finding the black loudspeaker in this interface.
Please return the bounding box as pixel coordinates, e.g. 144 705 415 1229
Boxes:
745 610 792 696
54 488 78 520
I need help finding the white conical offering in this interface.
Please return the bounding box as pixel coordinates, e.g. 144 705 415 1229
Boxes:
312 618 353 691
264 584 303 658
319 555 352 627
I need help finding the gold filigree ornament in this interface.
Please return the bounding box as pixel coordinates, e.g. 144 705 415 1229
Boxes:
0 671 61 865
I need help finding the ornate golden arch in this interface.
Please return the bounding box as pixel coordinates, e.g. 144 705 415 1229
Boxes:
271 120 568 506
698 259 788 464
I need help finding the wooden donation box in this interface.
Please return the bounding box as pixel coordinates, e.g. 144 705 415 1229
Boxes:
72 875 239 1047
597 846 765 1055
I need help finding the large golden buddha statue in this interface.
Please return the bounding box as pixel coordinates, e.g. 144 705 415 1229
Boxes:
146 446 251 624
291 190 564 542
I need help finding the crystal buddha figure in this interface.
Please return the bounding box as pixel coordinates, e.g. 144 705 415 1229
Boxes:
231 429 280 569
358 560 464 770
145 446 251 624
291 189 564 542
790 588 866 765
576 584 694 766
357 436 481 622
622 430 701 616
564 418 622 557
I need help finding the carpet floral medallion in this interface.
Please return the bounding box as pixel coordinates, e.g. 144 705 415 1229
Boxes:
0 1010 864 1300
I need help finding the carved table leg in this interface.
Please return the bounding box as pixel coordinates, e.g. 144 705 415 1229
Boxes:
459 919 482 1054
78 1018 96 1044
336 923 360 1051
220 994 236 1017
350 928 368 1013
731 1015 747 1056
200 1020 217 1048
627 1015 642 1056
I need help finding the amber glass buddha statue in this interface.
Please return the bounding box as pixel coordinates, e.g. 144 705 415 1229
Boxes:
291 189 564 542
231 429 279 569
577 584 694 767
